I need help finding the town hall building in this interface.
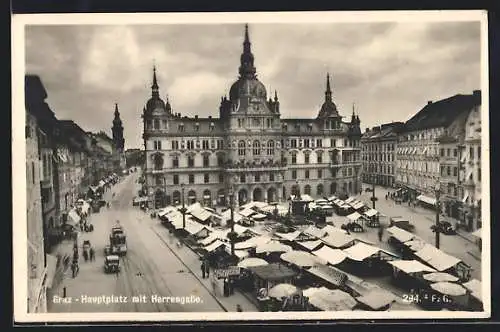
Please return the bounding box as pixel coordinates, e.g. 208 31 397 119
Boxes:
142 24 362 209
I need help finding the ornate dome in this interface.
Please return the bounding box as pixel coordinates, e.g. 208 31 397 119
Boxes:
146 97 166 112
229 77 267 102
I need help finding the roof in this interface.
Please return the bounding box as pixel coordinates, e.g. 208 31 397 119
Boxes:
414 244 462 271
247 263 297 281
306 265 348 287
312 246 347 265
357 290 397 310
387 226 416 243
343 242 382 261
296 240 324 251
403 92 481 132
321 232 355 249
362 122 403 140
389 260 436 274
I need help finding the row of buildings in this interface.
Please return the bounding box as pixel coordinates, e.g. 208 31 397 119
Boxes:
25 75 126 313
141 24 363 210
361 91 482 232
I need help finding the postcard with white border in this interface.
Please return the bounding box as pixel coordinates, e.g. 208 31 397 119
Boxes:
12 10 490 323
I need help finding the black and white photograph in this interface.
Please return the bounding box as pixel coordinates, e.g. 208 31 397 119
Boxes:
12 11 490 322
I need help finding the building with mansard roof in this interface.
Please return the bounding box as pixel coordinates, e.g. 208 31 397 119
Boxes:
141 24 362 209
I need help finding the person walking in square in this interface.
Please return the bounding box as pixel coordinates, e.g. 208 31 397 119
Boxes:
89 247 95 261
201 260 206 279
205 260 210 278
378 226 384 242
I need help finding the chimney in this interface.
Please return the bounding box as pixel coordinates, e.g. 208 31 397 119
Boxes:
365 128 369 133
427 101 433 105
208 115 212 119
194 115 199 120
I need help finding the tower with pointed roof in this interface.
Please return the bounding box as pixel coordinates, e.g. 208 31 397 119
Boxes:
111 103 126 170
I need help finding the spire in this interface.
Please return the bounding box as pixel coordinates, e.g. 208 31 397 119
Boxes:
114 103 119 117
151 64 159 97
165 94 172 113
113 103 122 125
325 73 332 102
351 103 357 122
274 90 279 102
239 24 257 78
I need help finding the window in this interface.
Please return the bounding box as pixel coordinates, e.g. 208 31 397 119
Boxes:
440 148 445 157
269 173 275 181
217 140 224 149
317 152 323 164
194 123 200 131
478 168 481 181
154 140 162 150
317 184 324 196
477 146 481 159
331 139 336 147
304 153 310 164
446 149 450 157
154 119 160 130
453 167 458 176
202 140 209 149
162 120 167 129
291 152 297 164
453 149 457 157
146 120 152 129
178 124 185 132
203 155 209 167
187 156 194 167
318 169 322 178
316 139 322 148
219 174 224 183
31 162 35 184
253 140 261 155
304 139 310 148
189 174 195 184
305 170 310 179
173 174 179 185
240 174 246 183
470 147 474 159
204 174 210 183
238 141 246 156
172 141 179 150
172 156 179 168
255 174 260 182
154 154 163 170
267 141 275 155
187 140 194 150
290 139 297 148
217 155 224 166
292 170 297 179
447 166 451 176
266 118 271 128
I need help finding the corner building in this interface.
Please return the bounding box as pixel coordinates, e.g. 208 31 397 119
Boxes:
142 25 362 209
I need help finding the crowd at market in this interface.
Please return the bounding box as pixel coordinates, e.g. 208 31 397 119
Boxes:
134 191 483 312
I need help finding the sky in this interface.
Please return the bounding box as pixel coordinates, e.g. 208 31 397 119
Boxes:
25 21 481 150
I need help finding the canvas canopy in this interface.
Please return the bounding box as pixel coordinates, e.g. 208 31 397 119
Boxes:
387 226 415 243
357 290 397 310
186 202 203 214
414 244 461 272
321 232 355 249
304 226 328 239
296 240 324 252
463 279 482 302
255 241 292 254
281 250 326 267
239 208 257 217
240 201 269 210
235 235 271 249
416 195 437 206
312 246 347 265
237 257 269 268
204 240 226 252
221 209 243 224
275 230 311 242
347 212 363 222
306 265 348 287
422 272 459 283
364 209 378 217
389 260 436 274
252 213 268 220
351 202 365 210
430 282 467 296
343 242 381 261
307 288 357 311
190 207 213 222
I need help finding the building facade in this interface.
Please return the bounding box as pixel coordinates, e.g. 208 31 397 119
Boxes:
142 24 362 209
25 110 48 313
25 75 60 251
396 91 481 211
461 100 482 231
361 122 403 187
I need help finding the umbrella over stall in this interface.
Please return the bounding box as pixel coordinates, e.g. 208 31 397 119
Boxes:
268 283 300 299
280 250 327 268
256 241 292 254
423 272 459 283
430 282 467 296
237 257 269 269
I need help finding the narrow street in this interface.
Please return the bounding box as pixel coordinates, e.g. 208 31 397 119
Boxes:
357 184 482 280
48 173 227 312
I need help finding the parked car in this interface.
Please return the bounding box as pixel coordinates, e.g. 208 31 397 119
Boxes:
365 187 373 192
431 220 455 235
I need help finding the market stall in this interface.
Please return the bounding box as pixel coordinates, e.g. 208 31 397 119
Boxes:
355 289 397 311
414 244 472 281
280 250 327 269
312 246 347 266
462 279 483 311
388 259 437 295
246 263 298 311
304 287 357 311
321 231 356 249
342 242 398 276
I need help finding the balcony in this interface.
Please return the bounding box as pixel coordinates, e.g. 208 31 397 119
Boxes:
145 166 224 174
330 161 362 168
224 160 287 172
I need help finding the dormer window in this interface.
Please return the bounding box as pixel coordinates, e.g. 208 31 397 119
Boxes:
154 119 160 130
195 123 200 131
178 123 185 132
283 123 288 131
307 123 313 132
209 122 215 131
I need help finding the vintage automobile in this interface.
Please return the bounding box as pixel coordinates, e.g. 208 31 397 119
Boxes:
431 220 455 235
341 221 364 233
389 216 415 232
365 187 374 192
104 255 120 273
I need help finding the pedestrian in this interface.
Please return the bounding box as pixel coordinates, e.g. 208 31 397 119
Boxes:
223 278 229 297
211 275 218 296
83 249 88 262
201 261 206 279
89 247 95 261
378 227 384 242
205 261 210 278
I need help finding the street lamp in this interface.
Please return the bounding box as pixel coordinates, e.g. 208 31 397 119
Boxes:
434 181 441 249
228 187 235 256
180 183 186 230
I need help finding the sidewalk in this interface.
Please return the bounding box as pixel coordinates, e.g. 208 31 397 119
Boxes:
145 214 259 312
